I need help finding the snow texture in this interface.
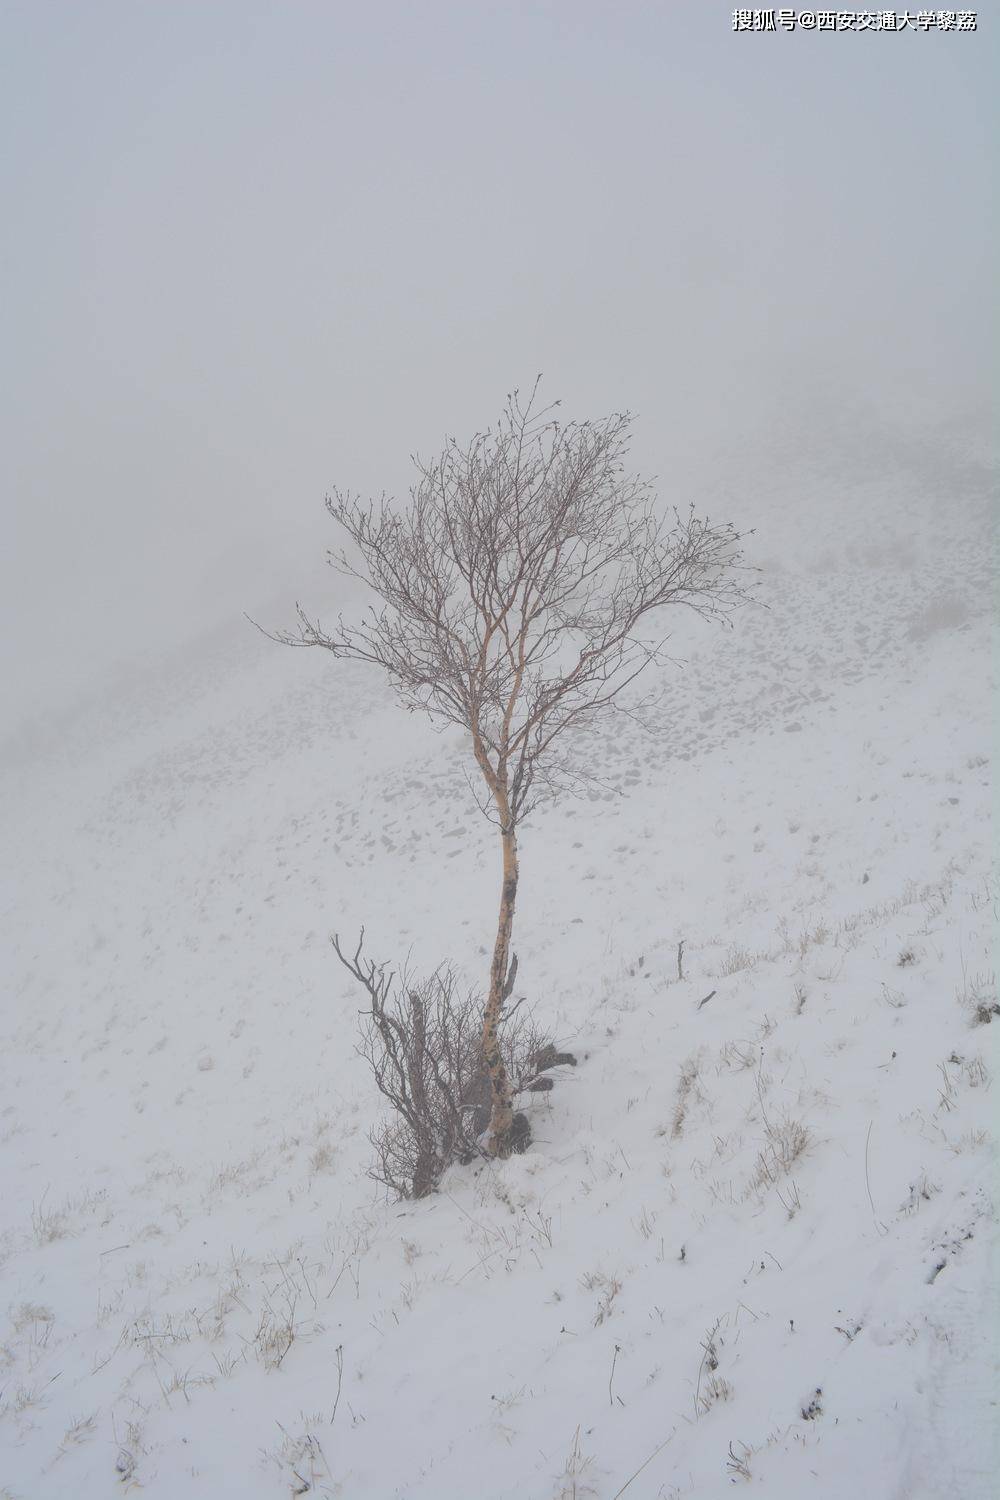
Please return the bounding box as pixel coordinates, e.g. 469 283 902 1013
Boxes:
1 430 996 1498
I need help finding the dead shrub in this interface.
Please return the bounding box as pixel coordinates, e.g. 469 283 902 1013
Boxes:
959 969 999 1027
750 1114 812 1194
671 1053 704 1137
334 932 554 1198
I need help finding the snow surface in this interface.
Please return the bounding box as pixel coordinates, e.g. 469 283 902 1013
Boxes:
1 429 997 1498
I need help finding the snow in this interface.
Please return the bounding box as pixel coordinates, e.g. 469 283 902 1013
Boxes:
1 429 996 1498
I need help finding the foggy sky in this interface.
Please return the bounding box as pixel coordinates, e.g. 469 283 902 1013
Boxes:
1 1 994 732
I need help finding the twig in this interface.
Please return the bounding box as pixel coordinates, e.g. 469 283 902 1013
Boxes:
865 1120 888 1236
754 1061 773 1135
609 1426 677 1498
91 1325 128 1375
330 1344 344 1424
608 1343 621 1406
726 1441 753 1481
694 1315 723 1417
697 990 716 1010
677 941 685 982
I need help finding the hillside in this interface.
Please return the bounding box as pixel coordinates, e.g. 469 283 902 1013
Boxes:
1 430 996 1499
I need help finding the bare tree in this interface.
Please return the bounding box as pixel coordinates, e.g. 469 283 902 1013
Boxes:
273 382 752 1155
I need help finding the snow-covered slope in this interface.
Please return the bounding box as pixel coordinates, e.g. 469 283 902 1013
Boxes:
1 433 996 1498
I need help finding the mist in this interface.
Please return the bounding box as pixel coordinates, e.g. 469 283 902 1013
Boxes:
1 1 993 731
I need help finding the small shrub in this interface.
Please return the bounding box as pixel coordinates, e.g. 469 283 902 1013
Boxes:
901 1173 940 1214
695 1318 734 1416
958 969 998 1027
671 1053 704 1137
308 1141 335 1176
12 1302 54 1333
580 1270 622 1326
555 1426 598 1499
719 1039 759 1072
30 1195 67 1246
115 1449 138 1484
727 1440 754 1481
751 1114 812 1192
698 1374 733 1412
717 944 757 976
334 933 553 1198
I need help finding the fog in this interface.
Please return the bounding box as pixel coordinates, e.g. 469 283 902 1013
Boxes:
1 1 993 732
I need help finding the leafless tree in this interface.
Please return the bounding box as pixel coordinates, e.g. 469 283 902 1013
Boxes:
273 382 753 1155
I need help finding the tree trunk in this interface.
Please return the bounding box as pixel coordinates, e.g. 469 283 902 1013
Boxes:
482 798 518 1155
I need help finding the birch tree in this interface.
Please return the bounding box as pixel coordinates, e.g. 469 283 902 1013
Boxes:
274 383 752 1155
